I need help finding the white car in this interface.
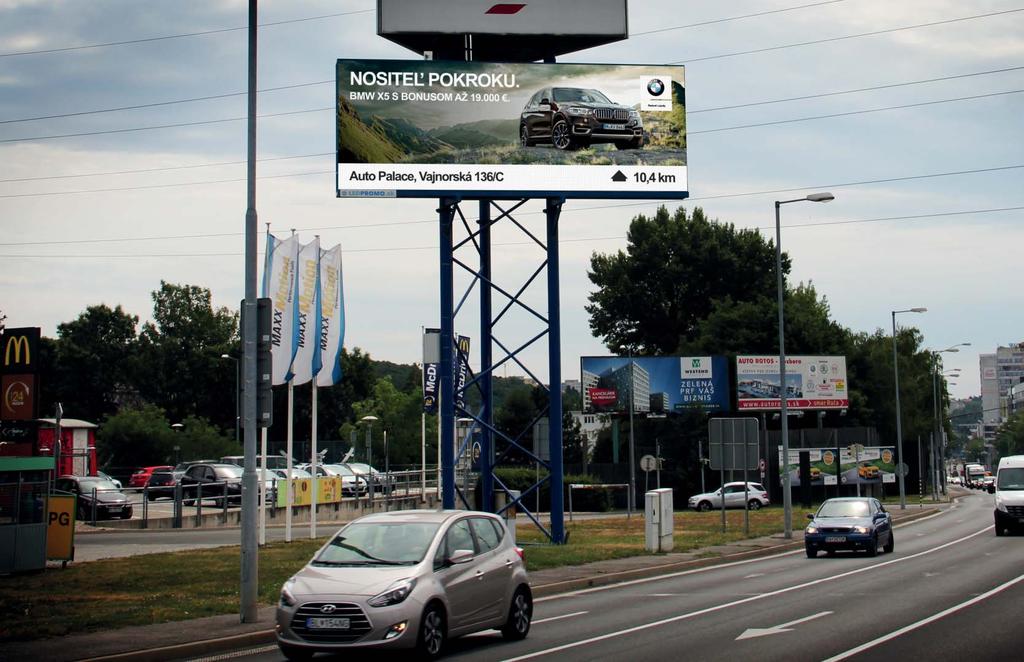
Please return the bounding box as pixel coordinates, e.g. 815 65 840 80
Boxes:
688 482 769 511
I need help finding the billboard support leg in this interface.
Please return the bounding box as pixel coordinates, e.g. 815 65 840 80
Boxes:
439 198 457 510
546 197 565 544
479 200 494 513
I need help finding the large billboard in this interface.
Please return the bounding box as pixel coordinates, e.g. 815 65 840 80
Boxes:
780 446 897 487
736 356 848 410
337 59 687 199
581 356 728 414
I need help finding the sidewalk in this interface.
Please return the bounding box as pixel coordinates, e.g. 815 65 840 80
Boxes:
1 505 943 662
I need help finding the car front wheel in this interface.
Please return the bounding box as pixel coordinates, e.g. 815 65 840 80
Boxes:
551 120 574 150
520 123 534 147
884 532 895 553
418 603 446 659
866 534 879 557
697 501 711 512
748 500 762 511
502 587 532 640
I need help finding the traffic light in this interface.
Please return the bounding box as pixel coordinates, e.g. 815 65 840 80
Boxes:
240 298 273 428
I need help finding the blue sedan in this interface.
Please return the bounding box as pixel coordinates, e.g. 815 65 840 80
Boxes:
804 497 894 558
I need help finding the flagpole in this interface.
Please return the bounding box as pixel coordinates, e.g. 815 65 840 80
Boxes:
285 381 294 542
311 381 318 539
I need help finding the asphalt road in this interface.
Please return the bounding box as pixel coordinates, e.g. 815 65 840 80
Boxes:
191 492 1022 662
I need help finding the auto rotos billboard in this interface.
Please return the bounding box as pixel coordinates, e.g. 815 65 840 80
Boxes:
337 59 687 199
736 356 849 410
581 356 728 414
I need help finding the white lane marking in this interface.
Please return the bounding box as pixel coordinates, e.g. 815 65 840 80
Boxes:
502 526 992 662
185 644 277 661
736 610 832 640
536 506 949 604
744 573 765 578
533 611 588 625
822 572 1024 661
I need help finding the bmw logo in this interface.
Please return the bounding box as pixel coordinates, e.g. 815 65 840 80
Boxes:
647 79 665 96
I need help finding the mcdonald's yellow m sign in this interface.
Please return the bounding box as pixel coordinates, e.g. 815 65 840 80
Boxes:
1 327 40 374
5 335 30 366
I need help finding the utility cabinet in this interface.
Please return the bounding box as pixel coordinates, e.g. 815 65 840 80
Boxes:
644 488 674 552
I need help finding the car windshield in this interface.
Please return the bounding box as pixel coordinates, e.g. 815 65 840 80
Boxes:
214 466 243 479
279 468 311 478
817 500 870 518
325 464 355 477
314 521 440 566
998 468 1024 490
552 87 611 104
345 464 370 474
79 478 119 491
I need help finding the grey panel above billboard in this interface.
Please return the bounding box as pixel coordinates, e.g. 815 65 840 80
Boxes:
336 59 687 200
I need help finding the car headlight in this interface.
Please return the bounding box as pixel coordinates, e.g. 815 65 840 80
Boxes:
280 580 298 607
566 107 593 116
996 499 1008 512
368 578 416 608
852 526 870 534
629 110 640 119
806 526 818 534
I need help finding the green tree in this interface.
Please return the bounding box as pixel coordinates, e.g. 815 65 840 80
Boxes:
995 412 1024 458
98 405 238 469
137 282 237 428
50 305 141 422
587 206 786 354
341 377 433 467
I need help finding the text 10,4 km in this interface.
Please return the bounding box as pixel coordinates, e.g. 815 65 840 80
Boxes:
635 172 677 184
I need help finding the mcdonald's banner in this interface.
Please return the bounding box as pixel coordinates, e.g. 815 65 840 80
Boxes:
1 327 40 375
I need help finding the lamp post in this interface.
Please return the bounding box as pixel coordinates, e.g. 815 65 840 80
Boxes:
221 354 240 443
775 192 834 538
931 344 968 497
170 423 183 465
891 307 927 509
360 416 378 502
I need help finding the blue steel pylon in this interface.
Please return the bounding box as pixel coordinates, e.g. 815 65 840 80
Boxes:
438 196 565 543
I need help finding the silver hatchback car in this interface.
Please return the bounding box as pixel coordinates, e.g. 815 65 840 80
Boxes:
276 509 532 660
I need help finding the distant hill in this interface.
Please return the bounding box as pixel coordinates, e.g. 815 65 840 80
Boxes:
428 119 518 149
336 97 407 164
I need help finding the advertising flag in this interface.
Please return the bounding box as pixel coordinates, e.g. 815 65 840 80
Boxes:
316 244 346 386
291 237 321 386
261 232 300 385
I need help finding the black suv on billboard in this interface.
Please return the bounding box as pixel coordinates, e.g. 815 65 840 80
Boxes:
520 87 644 150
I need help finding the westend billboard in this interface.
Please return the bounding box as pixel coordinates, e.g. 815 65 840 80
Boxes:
780 446 897 487
336 59 687 199
581 356 728 414
736 355 848 410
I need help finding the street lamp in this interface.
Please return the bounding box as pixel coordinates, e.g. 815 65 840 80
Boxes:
930 344 968 498
775 192 835 539
170 422 184 465
360 416 379 500
891 307 927 509
221 354 240 442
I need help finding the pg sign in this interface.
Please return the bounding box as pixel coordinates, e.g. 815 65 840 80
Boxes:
1 327 40 421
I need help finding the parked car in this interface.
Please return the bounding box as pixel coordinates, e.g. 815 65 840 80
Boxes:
145 469 180 500
276 509 530 660
56 475 134 520
96 470 123 490
128 465 173 489
179 463 243 505
300 463 366 497
520 86 644 151
687 482 769 511
344 462 396 494
804 497 893 558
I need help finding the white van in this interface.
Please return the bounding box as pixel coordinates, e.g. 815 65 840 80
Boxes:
990 455 1024 536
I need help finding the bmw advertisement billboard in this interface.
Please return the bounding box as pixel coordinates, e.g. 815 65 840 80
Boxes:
336 59 687 199
581 356 728 415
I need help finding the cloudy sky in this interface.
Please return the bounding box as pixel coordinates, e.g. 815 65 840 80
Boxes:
1 0 1021 401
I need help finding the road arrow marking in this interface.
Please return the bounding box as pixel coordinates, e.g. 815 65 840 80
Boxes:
736 611 833 640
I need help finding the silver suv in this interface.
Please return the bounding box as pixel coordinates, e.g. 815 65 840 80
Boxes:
688 481 769 511
276 509 531 660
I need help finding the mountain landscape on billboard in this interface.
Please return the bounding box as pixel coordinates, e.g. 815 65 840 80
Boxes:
427 119 518 149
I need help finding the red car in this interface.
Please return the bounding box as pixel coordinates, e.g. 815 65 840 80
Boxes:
128 465 173 488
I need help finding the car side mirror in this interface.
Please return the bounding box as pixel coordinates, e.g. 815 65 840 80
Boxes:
988 484 996 494
806 513 814 521
447 549 474 566
540 98 550 106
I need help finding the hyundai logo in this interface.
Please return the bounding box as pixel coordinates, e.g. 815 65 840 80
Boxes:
320 604 337 614
647 79 665 96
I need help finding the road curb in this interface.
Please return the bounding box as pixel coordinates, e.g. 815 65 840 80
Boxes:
77 506 941 661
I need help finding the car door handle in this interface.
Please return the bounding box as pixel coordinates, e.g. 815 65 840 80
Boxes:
505 560 513 568
475 570 484 580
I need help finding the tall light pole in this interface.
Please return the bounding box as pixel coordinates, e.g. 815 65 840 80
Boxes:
360 415 378 502
775 191 834 538
892 307 927 510
221 354 240 442
931 344 968 497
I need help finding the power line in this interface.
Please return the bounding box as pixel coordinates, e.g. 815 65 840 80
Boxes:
691 89 1024 135
688 65 1024 113
670 8 1024 64
0 80 332 125
0 107 331 144
1 198 1019 254
0 8 375 58
0 153 332 184
632 0 849 36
